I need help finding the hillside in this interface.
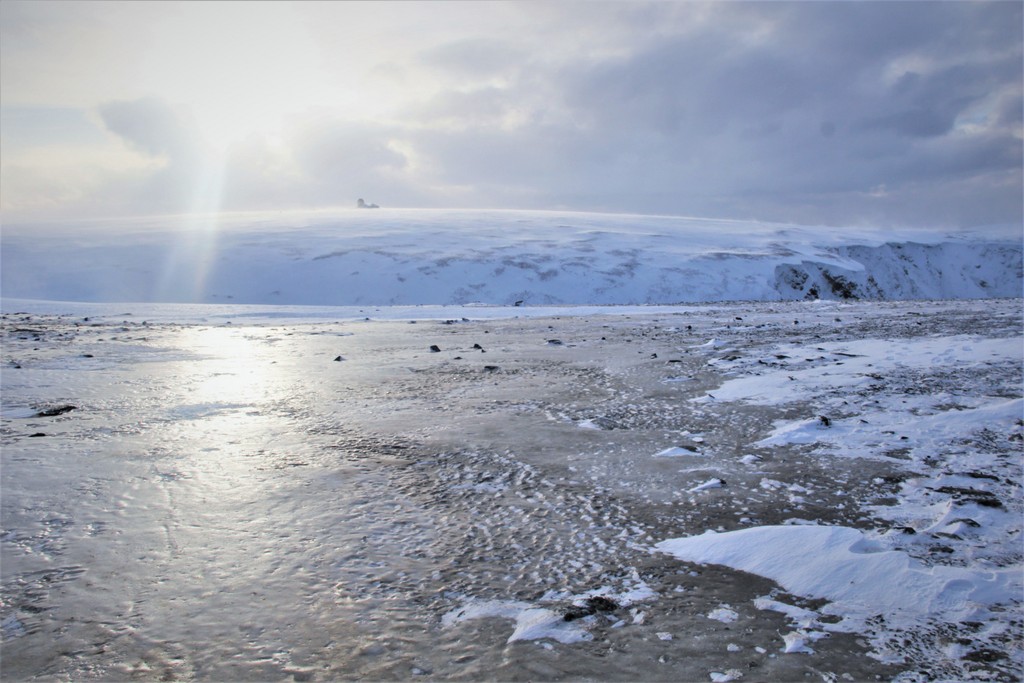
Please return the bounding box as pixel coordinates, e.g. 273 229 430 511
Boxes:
2 209 1019 305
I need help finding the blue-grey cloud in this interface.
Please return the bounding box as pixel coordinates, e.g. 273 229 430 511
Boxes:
4 1 1019 228
98 97 199 160
395 1 1022 226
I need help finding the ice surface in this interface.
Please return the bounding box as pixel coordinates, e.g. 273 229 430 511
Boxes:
2 298 1020 681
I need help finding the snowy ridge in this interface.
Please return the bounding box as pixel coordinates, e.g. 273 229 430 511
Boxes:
2 209 1020 305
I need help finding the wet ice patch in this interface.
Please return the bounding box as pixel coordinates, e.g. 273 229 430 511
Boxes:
166 403 250 420
1 614 27 638
0 405 41 419
452 481 508 494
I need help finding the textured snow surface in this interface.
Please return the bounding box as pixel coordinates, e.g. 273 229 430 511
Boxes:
2 209 1019 305
657 525 1020 628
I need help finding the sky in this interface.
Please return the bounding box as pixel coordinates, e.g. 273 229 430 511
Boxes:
1 0 1021 229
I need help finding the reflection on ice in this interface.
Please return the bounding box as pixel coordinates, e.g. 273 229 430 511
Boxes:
1 300 1021 682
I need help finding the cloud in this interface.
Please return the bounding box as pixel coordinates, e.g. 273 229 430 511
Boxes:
419 38 528 81
1 1 1020 228
91 97 223 214
98 97 199 160
89 99 426 213
393 0 1022 226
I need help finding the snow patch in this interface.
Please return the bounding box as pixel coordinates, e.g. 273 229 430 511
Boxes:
656 525 1021 633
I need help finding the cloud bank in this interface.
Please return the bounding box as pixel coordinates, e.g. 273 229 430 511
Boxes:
1 1 1020 228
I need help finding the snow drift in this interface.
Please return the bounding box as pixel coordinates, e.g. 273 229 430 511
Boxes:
2 209 1019 305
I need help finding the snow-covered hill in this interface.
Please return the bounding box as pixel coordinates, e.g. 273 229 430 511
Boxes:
2 209 1020 305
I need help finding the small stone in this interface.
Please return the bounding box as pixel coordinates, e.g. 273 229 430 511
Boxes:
35 405 76 417
586 596 618 612
563 595 618 621
964 648 1007 663
429 345 441 352
563 606 592 622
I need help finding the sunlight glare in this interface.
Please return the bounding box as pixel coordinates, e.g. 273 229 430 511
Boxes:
140 4 329 150
185 326 275 405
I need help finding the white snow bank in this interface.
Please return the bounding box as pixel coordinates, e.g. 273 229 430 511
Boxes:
703 336 1021 406
759 397 1023 452
2 209 1019 305
655 525 1021 632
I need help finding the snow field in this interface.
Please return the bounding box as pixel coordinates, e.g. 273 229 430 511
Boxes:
2 209 1020 306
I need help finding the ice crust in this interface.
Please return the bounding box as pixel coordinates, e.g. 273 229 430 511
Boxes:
2 297 1020 681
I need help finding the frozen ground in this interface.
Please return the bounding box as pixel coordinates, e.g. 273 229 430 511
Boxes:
1 298 1021 681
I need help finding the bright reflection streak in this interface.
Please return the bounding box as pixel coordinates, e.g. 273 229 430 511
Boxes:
182 326 273 406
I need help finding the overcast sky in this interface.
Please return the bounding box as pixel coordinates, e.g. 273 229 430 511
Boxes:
1 1 1021 228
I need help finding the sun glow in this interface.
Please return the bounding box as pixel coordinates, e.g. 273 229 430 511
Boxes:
140 7 326 149
133 3 433 153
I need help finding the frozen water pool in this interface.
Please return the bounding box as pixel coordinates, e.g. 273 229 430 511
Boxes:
1 299 1021 681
